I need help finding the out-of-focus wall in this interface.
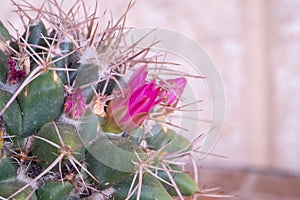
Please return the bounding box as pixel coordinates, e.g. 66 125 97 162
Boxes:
1 0 299 173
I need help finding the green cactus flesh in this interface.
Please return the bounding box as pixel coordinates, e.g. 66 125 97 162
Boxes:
32 122 85 168
0 50 9 82
157 164 199 196
36 181 74 200
74 63 100 103
145 127 193 154
18 71 64 137
0 179 37 200
0 20 10 41
114 174 173 200
0 157 17 181
0 89 22 136
85 136 145 187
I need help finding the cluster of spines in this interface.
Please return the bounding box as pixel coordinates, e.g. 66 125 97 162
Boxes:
0 1 207 200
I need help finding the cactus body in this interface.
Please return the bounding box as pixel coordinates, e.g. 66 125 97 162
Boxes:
18 71 64 136
32 122 84 167
146 128 192 154
114 174 173 200
0 1 201 199
0 89 22 135
157 164 199 196
74 64 99 103
36 181 74 200
0 50 9 82
0 180 37 200
0 157 17 181
86 136 144 187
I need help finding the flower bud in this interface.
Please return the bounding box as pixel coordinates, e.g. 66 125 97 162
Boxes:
7 58 25 84
64 88 86 120
103 66 162 134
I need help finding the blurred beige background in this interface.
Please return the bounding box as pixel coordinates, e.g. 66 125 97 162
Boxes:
1 0 300 199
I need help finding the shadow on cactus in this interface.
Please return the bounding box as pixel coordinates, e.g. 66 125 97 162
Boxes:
0 0 218 199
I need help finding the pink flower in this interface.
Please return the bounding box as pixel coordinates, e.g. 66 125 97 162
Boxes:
7 58 25 84
64 88 86 120
159 77 187 107
103 66 162 133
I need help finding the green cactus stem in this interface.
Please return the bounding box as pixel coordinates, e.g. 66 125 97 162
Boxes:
0 50 9 82
146 127 192 154
0 89 22 136
0 179 37 200
74 63 100 104
113 173 172 200
36 181 74 200
157 164 199 196
0 21 10 41
85 136 145 187
53 41 79 85
18 71 64 137
0 157 17 181
32 122 84 168
22 21 48 55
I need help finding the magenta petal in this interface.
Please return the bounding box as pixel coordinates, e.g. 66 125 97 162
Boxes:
107 74 162 132
64 88 86 119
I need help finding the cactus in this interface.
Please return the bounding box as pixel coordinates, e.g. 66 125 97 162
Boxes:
0 1 203 199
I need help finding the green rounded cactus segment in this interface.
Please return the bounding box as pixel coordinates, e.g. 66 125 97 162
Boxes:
86 153 131 188
0 179 37 200
36 181 74 200
0 89 22 136
146 127 192 154
54 42 79 85
77 108 103 147
0 157 17 181
85 136 145 187
0 21 10 41
129 127 144 146
18 71 64 136
32 122 84 168
157 164 199 196
97 76 122 96
23 21 47 53
114 174 172 200
74 64 99 103
0 50 9 83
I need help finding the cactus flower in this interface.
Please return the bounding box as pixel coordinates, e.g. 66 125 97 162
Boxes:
7 58 25 84
103 66 162 133
159 77 187 107
64 88 86 120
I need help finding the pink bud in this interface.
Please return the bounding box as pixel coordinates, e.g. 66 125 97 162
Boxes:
7 58 25 84
64 88 86 120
